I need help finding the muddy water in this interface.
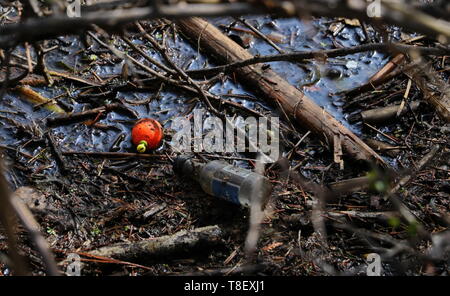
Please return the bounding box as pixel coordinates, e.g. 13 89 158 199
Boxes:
0 16 390 180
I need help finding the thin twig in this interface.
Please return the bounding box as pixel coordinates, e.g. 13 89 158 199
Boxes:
185 43 450 78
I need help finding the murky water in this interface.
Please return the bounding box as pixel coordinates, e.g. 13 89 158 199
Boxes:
0 16 390 177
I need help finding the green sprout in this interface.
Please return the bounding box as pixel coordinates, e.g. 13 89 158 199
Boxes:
46 227 56 236
91 226 102 237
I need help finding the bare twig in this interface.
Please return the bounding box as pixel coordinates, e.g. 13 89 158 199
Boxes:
186 43 450 78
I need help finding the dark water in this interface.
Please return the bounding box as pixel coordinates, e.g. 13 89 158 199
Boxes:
210 17 388 126
0 16 390 176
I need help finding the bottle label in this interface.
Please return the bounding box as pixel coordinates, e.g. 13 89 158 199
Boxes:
211 178 241 205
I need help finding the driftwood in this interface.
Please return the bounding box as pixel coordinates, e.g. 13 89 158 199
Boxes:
176 17 385 167
88 225 223 262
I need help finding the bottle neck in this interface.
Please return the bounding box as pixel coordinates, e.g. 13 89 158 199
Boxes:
174 156 203 181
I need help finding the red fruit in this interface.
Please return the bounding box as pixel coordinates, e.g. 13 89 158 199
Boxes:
131 118 163 153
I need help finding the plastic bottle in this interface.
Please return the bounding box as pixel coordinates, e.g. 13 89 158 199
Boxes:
173 156 272 209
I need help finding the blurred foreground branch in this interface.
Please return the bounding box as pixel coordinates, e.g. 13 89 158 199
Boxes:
1 0 450 48
0 162 59 275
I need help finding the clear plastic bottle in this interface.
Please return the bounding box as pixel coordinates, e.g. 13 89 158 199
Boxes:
173 156 272 209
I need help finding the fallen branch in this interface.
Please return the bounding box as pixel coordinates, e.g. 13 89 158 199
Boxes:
47 70 103 87
383 145 441 240
1 1 449 48
88 225 223 262
57 250 153 272
343 62 418 97
296 0 450 42
0 3 266 48
9 188 60 275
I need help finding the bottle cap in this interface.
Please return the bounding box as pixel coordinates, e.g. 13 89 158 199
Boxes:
173 155 193 175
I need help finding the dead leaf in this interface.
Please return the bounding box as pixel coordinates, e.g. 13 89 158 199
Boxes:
15 86 66 114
